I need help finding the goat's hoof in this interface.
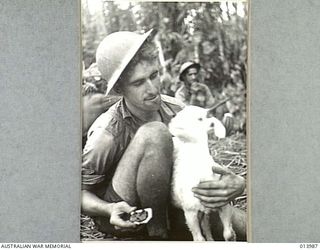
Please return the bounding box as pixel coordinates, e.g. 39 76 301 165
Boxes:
224 229 236 241
205 234 214 241
193 235 206 241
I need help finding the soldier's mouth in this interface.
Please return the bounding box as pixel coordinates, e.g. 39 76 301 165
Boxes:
145 95 159 101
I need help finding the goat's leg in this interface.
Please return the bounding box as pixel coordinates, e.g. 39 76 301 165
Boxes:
201 212 214 241
219 205 236 241
184 210 205 241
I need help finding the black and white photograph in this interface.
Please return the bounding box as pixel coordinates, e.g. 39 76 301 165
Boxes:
81 0 248 241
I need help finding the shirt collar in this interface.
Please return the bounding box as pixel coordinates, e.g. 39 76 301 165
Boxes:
119 97 132 120
159 99 176 125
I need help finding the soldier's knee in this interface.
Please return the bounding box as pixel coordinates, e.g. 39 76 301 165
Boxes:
136 122 172 146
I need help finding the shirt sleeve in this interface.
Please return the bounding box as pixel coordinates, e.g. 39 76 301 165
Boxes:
175 86 189 105
81 127 119 191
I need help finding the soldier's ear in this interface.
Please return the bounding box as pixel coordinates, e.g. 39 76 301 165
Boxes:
113 81 123 94
114 86 122 94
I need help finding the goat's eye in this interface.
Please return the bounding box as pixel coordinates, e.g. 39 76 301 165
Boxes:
198 118 203 121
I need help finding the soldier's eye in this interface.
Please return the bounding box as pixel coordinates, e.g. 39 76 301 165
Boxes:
198 118 203 121
131 80 144 86
150 71 159 80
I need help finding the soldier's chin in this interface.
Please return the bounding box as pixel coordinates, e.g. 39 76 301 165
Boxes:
144 99 161 111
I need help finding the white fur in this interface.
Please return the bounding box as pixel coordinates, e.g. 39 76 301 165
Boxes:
169 106 235 241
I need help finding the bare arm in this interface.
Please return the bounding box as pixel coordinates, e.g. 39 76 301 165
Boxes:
81 190 137 229
203 84 215 108
81 190 113 217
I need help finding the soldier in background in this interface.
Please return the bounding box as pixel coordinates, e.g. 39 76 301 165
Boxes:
176 61 234 135
175 61 215 108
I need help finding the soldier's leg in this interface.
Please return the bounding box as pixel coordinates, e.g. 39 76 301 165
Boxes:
111 121 173 239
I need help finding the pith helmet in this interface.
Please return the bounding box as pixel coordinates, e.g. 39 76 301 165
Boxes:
179 61 201 81
96 29 154 95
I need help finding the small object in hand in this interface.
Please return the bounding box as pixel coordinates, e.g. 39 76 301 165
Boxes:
129 208 152 225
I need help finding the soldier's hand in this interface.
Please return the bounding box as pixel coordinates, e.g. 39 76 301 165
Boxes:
192 165 245 209
110 201 138 230
190 82 201 94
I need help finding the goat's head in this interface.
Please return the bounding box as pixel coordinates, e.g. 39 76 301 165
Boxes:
169 106 226 142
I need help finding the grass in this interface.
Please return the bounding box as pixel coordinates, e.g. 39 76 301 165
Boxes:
81 214 107 240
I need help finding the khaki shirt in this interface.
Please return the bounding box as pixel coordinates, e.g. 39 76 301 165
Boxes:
82 95 184 196
175 82 215 108
175 83 230 120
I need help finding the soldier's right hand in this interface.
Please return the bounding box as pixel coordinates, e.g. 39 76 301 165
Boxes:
190 82 201 93
109 201 138 230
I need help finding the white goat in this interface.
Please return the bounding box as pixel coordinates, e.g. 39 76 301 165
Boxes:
169 105 236 241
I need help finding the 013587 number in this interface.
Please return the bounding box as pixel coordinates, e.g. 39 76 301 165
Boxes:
300 244 318 248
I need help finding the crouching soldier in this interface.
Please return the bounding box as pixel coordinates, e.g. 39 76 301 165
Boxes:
81 30 246 240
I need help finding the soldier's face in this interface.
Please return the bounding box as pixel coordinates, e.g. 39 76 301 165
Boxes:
184 67 198 86
119 60 161 112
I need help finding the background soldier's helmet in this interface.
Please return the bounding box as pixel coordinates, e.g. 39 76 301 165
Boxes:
179 61 201 81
